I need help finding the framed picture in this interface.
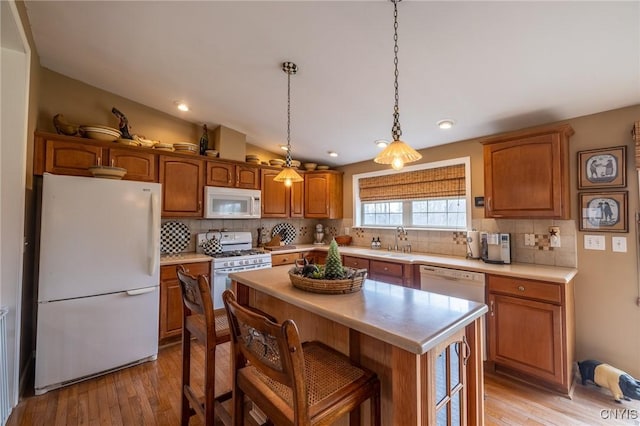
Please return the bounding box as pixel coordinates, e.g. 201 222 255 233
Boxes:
577 146 626 189
579 191 628 232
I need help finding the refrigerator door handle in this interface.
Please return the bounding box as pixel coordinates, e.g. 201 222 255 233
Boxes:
126 287 157 296
149 192 160 276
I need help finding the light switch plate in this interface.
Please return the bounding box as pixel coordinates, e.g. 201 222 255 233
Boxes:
584 235 605 250
612 236 627 252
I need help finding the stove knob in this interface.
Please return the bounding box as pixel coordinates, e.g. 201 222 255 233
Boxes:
243 260 249 265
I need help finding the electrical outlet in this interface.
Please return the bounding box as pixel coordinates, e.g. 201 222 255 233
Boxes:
584 235 605 250
524 234 531 246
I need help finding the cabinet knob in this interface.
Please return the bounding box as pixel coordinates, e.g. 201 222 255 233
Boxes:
517 285 525 292
384 267 388 271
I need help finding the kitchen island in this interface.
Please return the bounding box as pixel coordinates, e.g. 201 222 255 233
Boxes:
229 265 488 426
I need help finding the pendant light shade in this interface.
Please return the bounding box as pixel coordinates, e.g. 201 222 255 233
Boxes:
374 0 422 170
374 139 422 170
274 61 304 187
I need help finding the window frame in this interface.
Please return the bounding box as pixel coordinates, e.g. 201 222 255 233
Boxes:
353 157 472 231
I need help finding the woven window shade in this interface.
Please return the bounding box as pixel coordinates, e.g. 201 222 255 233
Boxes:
359 164 465 202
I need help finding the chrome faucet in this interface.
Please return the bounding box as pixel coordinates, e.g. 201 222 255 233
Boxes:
394 226 407 251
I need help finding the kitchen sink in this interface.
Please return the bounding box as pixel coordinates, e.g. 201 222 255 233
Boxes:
377 252 412 259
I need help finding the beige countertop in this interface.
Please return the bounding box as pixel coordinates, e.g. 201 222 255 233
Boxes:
230 265 487 355
160 252 213 266
266 244 578 284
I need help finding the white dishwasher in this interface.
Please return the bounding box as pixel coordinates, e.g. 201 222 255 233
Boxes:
419 264 487 359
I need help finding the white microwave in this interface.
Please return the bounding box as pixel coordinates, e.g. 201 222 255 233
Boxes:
204 186 261 219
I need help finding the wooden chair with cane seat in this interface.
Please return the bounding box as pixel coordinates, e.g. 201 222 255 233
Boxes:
176 264 232 426
222 289 381 426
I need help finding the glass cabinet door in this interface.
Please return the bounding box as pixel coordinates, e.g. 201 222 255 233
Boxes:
433 329 468 426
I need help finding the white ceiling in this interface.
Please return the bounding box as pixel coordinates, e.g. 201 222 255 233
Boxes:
25 1 639 166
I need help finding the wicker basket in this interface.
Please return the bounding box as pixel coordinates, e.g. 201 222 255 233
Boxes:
289 267 367 294
334 235 352 246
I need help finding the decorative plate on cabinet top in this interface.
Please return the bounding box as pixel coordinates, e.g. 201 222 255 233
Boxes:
160 221 190 254
272 223 296 245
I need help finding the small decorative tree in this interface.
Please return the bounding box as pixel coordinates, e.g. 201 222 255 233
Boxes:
323 239 345 279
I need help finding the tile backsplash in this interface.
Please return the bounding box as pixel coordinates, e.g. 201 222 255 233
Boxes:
162 217 577 268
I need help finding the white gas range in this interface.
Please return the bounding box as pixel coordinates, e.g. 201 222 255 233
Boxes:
196 231 272 308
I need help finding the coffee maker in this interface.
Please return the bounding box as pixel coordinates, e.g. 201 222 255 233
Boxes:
480 232 511 264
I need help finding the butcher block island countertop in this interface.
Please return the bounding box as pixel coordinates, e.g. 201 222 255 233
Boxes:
230 265 488 425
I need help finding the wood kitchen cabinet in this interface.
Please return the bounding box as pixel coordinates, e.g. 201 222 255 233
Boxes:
206 159 260 189
303 250 328 265
159 155 204 217
304 171 343 219
108 148 157 182
159 261 211 343
260 168 304 218
487 274 575 394
34 134 105 177
481 123 573 219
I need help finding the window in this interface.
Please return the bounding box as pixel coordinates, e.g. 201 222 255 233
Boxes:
354 157 471 230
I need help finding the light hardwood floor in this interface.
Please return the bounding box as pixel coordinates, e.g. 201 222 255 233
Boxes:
8 342 640 425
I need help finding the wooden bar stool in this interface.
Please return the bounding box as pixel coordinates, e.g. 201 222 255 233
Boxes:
222 289 381 426
177 265 232 426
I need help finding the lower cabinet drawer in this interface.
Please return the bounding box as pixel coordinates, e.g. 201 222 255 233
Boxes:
271 252 302 266
343 256 370 270
488 275 561 304
160 262 210 280
370 260 404 276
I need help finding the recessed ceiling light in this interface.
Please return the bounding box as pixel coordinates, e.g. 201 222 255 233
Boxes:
175 102 189 112
328 151 338 157
437 119 455 129
280 145 289 151
375 139 389 148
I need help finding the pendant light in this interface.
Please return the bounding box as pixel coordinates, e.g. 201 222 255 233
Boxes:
374 0 422 171
274 61 304 187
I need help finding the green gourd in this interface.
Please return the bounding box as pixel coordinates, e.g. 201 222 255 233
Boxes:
323 239 345 279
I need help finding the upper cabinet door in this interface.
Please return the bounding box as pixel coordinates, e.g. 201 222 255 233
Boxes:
290 179 304 218
261 168 290 218
482 124 573 219
108 148 157 182
159 155 204 217
304 171 343 219
41 138 104 177
206 161 234 187
236 165 260 189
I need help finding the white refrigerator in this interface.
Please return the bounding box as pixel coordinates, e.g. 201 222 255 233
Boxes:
35 173 161 395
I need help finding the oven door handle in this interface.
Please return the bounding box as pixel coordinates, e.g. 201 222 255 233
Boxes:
214 265 269 274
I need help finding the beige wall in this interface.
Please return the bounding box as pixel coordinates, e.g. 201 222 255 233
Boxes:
339 104 640 376
37 68 284 163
